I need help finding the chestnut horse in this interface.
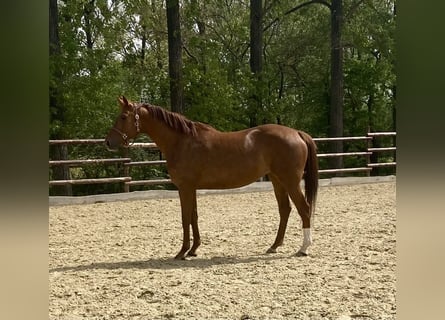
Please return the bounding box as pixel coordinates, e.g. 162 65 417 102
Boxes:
105 96 318 260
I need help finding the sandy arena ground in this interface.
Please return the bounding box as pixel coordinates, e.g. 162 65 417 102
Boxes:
49 182 396 320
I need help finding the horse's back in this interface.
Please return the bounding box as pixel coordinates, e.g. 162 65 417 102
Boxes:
253 124 308 151
200 123 308 163
169 123 310 189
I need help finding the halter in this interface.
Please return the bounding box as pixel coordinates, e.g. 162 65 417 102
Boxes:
111 105 141 146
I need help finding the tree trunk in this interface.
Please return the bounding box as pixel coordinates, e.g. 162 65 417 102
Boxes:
83 0 95 50
49 0 72 195
141 25 147 64
329 0 344 172
249 0 263 127
190 0 207 74
166 0 184 114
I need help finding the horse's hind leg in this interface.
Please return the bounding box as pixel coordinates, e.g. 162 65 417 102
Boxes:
286 179 312 256
267 174 292 254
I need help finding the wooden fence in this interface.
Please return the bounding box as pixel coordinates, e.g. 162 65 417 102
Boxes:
49 132 396 193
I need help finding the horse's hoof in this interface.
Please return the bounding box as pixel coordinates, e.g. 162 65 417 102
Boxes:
174 253 187 260
266 247 277 254
187 251 197 257
296 250 308 257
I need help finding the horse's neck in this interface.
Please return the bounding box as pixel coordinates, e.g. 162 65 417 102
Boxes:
141 114 180 157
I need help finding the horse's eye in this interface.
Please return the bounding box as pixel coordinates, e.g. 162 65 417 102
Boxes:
120 114 128 120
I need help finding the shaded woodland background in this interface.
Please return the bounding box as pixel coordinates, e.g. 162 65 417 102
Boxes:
49 0 396 195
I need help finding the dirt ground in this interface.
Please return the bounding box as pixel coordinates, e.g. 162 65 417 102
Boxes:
49 182 396 320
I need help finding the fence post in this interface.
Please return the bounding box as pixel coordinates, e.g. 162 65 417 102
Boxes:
366 131 372 177
393 133 397 165
50 142 73 196
123 148 130 192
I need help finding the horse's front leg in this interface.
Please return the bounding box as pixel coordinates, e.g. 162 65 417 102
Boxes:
175 188 199 260
187 193 201 257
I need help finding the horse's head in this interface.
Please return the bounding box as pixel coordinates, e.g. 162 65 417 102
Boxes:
105 96 141 150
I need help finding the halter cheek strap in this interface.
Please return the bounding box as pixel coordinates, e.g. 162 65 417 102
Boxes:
111 106 141 146
111 127 129 146
134 113 140 133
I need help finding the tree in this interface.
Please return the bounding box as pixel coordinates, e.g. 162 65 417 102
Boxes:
50 0 72 195
343 0 396 134
180 0 251 130
262 0 354 171
329 0 344 170
166 0 184 113
249 0 263 127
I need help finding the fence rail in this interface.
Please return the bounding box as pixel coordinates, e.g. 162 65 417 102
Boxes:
49 132 396 194
49 158 131 167
49 177 132 186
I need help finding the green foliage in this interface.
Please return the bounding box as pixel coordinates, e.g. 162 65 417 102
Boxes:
343 0 396 135
261 2 332 135
184 65 248 130
52 0 395 136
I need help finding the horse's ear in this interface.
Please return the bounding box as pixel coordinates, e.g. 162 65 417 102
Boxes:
118 96 129 110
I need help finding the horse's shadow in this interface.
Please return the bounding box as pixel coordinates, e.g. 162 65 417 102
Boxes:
50 253 301 274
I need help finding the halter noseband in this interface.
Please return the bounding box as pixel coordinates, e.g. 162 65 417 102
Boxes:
111 105 141 146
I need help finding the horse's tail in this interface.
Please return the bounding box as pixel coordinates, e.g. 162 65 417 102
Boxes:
298 131 319 215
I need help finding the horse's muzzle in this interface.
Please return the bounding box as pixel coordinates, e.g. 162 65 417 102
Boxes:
105 138 119 151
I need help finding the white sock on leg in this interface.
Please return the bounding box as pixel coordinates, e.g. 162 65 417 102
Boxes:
299 228 312 255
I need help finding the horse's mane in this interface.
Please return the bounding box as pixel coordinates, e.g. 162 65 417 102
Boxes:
141 103 205 136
